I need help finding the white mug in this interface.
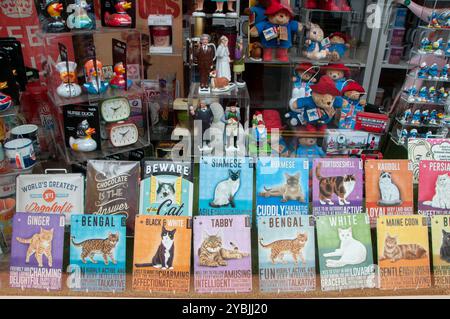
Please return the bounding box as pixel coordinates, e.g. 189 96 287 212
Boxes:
4 138 36 170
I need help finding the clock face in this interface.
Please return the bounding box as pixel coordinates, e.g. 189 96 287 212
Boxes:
101 98 131 122
110 123 139 147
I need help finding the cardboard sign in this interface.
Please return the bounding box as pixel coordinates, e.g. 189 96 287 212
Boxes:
377 215 431 290
418 160 450 216
365 160 414 225
312 158 363 216
256 157 309 216
431 215 450 288
9 212 65 290
257 215 316 292
132 215 192 293
316 214 375 291
69 214 126 292
193 215 252 293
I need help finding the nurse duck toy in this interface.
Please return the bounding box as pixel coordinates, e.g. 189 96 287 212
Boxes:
55 61 82 98
69 120 97 152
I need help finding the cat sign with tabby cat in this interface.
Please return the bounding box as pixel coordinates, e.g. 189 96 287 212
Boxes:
10 212 65 291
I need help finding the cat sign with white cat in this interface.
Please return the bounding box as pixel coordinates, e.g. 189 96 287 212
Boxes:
418 160 450 217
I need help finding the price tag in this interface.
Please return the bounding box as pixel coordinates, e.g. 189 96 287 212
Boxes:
263 27 278 41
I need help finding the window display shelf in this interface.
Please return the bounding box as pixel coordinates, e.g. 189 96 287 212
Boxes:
401 95 449 106
407 73 450 83
396 117 450 128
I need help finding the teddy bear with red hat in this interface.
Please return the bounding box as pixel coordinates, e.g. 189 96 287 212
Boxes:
321 63 351 91
328 32 350 61
292 62 320 100
250 1 303 62
305 0 351 11
290 75 347 132
338 81 367 129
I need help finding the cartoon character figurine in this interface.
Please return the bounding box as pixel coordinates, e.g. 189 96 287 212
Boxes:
407 86 418 101
55 61 82 98
190 100 214 152
441 64 449 79
109 62 132 89
104 0 132 27
321 63 350 91
291 63 319 99
44 0 67 33
250 1 303 62
328 32 350 61
194 34 216 94
234 36 246 87
338 81 366 129
417 62 429 78
419 37 432 53
428 63 440 79
433 38 445 55
221 101 241 151
401 108 412 123
399 128 408 144
446 40 450 56
425 130 433 138
421 109 430 124
437 87 448 102
290 75 347 132
411 109 422 124
252 111 264 127
252 120 268 148
69 119 97 152
428 86 437 102
66 0 94 30
303 22 328 60
418 87 428 102
429 109 438 124
409 128 418 138
83 59 109 94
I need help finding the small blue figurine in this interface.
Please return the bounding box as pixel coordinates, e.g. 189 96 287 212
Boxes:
421 109 430 124
417 62 429 78
400 129 408 144
425 131 433 138
442 64 450 79
407 86 418 100
428 63 440 79
418 87 429 101
446 39 450 56
437 87 448 102
428 86 437 102
433 38 445 55
401 108 412 123
411 109 422 124
419 37 432 53
429 109 438 124
409 129 418 139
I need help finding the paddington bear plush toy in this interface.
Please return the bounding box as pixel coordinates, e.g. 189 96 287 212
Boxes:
328 32 350 61
338 81 366 129
292 62 319 98
250 1 303 62
291 75 347 132
295 137 325 168
321 63 351 91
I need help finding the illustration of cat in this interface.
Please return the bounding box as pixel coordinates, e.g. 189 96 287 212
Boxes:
71 232 119 265
198 231 249 267
423 174 450 209
259 173 305 203
259 233 308 266
379 234 428 262
16 227 54 268
209 170 241 208
156 180 176 204
323 227 367 268
440 229 450 263
378 171 401 205
135 225 175 269
315 163 356 205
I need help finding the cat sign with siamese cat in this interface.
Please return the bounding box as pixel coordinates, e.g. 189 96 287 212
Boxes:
132 215 192 293
377 215 431 290
69 215 126 292
431 215 450 288
312 158 363 216
418 160 450 217
316 213 375 291
193 215 252 293
9 212 65 291
365 160 414 226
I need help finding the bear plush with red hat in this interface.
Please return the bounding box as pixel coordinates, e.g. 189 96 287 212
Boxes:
292 63 320 99
328 32 350 61
290 75 347 131
338 81 366 129
250 1 303 62
321 63 350 91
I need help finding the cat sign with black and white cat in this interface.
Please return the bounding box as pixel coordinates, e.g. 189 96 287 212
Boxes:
431 215 450 288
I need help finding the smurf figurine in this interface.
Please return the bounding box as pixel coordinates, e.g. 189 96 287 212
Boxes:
428 86 437 102
407 86 418 101
437 87 448 102
110 62 132 89
411 109 422 125
428 63 440 79
425 131 434 138
83 59 109 94
441 64 449 80
400 129 408 144
55 61 82 98
409 129 418 139
418 87 428 102
446 40 450 56
292 63 318 99
433 38 445 55
421 109 430 124
66 0 94 30
417 62 429 78
419 37 432 53
401 108 412 123
429 109 438 124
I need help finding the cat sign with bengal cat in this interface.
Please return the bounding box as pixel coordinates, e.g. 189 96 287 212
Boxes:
69 214 126 292
431 215 450 288
365 160 414 226
257 215 316 292
132 215 192 293
9 212 65 290
377 215 431 290
193 215 252 293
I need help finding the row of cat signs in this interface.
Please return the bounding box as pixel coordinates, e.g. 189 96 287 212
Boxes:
8 212 449 294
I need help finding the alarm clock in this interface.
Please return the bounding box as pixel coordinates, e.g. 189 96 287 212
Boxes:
107 121 139 147
100 97 131 122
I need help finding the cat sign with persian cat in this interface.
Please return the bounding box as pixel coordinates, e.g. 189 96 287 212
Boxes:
132 215 192 293
69 215 126 292
256 157 309 216
418 160 450 217
194 215 252 293
365 160 413 226
257 215 316 293
198 157 253 217
431 215 450 288
312 158 363 216
9 212 65 291
316 214 375 291
377 215 431 290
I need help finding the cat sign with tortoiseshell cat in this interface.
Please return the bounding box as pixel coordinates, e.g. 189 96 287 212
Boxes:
132 215 192 293
69 215 126 292
312 158 363 216
10 212 65 291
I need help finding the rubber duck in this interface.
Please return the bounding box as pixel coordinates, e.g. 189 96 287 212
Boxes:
55 61 81 98
83 59 109 94
104 1 132 27
109 62 132 89
45 1 66 32
66 0 94 30
69 120 97 152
